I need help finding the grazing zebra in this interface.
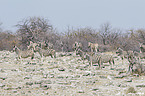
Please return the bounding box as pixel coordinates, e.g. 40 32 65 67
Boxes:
134 51 145 60
127 55 144 75
35 46 56 58
72 42 82 54
116 48 128 64
76 49 86 63
28 41 54 50
37 41 53 50
85 52 114 68
27 41 38 52
13 46 34 60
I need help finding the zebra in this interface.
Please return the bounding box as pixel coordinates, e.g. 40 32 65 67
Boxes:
88 42 99 52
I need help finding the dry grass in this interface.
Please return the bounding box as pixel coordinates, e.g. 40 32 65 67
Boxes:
0 51 145 95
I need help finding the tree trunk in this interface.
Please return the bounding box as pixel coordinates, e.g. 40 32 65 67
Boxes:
103 38 106 45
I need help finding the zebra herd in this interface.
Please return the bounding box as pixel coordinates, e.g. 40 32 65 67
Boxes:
13 41 145 75
13 41 56 61
73 42 145 75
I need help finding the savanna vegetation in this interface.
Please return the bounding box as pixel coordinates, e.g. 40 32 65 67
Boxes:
0 16 145 52
0 17 145 95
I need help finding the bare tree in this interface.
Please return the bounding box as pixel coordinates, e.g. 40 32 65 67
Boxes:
16 17 53 49
60 27 99 52
108 28 121 49
135 29 145 43
99 23 112 45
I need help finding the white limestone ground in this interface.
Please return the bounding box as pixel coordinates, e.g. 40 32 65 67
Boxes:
0 51 145 96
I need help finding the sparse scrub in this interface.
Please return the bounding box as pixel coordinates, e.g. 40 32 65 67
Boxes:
0 32 19 51
0 18 144 54
76 49 85 63
126 87 136 94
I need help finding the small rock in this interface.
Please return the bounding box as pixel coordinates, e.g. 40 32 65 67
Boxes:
92 88 99 91
116 68 125 71
59 53 67 57
99 76 107 79
26 68 35 72
28 62 36 65
0 69 5 72
124 78 132 82
21 91 25 94
57 76 64 79
26 82 33 86
57 82 70 85
13 90 17 93
43 80 52 84
0 83 5 87
83 71 91 76
16 87 21 89
58 67 65 71
0 77 6 80
77 65 88 70
114 75 124 78
40 84 51 90
93 64 98 66
11 69 17 71
126 87 136 94
78 90 84 93
85 80 95 84
31 62 36 65
24 76 31 79
107 75 112 80
118 70 126 75
49 75 54 78
39 64 43 66
110 68 115 70
37 68 44 71
102 66 105 68
69 69 73 72
83 72 90 76
4 87 13 90
74 75 81 78
43 74 48 78
35 80 43 84
133 74 139 77
118 84 127 87
114 73 127 78
136 84 145 87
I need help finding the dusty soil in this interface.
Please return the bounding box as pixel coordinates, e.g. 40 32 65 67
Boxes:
0 51 145 96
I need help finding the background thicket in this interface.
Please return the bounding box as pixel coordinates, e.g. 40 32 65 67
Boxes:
0 17 144 52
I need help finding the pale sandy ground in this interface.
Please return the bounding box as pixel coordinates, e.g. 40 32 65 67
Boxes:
0 51 145 96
